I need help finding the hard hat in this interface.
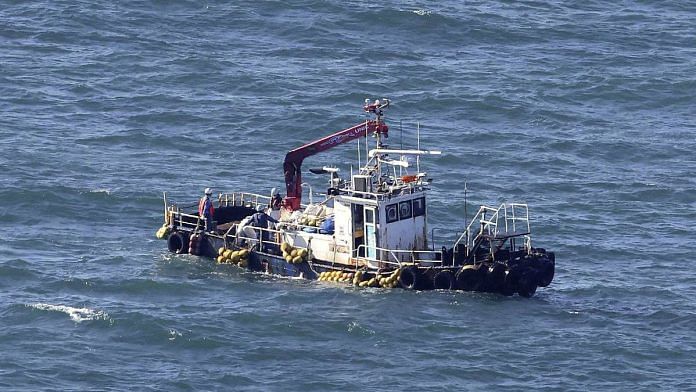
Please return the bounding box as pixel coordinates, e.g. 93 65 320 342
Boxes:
256 204 265 212
271 187 278 196
204 187 213 195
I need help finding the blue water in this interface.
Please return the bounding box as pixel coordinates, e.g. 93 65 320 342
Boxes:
2 1 695 390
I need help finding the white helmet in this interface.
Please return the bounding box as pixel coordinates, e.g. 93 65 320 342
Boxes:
204 187 213 195
256 204 265 212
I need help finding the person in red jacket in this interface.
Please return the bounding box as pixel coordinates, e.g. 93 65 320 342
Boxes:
199 188 215 232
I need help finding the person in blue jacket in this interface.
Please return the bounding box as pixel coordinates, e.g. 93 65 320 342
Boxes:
251 205 278 242
251 205 279 252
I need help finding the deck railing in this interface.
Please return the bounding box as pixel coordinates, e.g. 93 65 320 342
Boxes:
218 192 272 209
352 245 443 269
453 203 532 256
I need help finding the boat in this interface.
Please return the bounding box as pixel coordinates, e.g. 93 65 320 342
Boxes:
155 99 555 297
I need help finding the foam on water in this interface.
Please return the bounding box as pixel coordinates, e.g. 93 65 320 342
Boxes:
27 303 111 324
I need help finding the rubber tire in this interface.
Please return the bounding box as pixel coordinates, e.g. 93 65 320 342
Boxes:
485 263 506 293
167 232 189 254
500 268 519 296
432 270 456 290
398 266 422 290
536 260 555 287
517 270 538 298
456 264 484 292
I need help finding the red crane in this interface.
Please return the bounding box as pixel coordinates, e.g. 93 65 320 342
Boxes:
283 100 390 211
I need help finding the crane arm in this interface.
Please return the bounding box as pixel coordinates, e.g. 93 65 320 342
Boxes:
283 119 388 210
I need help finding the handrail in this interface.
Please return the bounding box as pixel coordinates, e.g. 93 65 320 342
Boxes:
218 192 272 208
337 184 425 201
218 191 314 210
351 244 443 269
453 203 533 255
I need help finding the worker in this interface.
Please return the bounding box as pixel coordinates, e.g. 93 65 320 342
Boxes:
251 204 278 249
199 188 215 232
270 190 282 211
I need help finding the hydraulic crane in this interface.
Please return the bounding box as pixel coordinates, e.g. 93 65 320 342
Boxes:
282 99 390 211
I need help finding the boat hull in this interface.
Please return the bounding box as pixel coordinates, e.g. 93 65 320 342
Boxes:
166 229 554 297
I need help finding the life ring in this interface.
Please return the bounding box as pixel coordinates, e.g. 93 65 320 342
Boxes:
398 266 422 290
432 270 456 290
167 232 189 254
455 264 485 291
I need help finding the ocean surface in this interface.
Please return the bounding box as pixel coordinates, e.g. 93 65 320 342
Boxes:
2 1 695 390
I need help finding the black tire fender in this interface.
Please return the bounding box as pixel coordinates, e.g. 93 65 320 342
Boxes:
398 266 422 290
517 270 538 298
167 232 189 254
456 264 485 291
485 263 506 292
500 267 519 296
537 256 555 287
432 270 456 290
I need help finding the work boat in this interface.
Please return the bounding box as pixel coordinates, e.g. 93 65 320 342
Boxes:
157 99 555 297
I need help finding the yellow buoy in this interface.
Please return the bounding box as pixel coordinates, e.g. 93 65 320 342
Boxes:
285 255 293 263
155 225 170 239
292 256 302 264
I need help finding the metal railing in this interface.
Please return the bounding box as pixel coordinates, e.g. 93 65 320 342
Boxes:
167 206 202 231
218 192 272 209
351 244 443 269
453 203 532 256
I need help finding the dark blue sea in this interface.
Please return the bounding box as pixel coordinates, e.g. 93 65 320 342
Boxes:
2 1 695 390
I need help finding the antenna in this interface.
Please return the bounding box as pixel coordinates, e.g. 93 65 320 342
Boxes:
416 121 421 173
357 138 361 169
464 180 468 235
364 121 369 171
399 119 403 150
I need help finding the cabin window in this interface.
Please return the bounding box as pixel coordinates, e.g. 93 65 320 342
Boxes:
365 208 375 224
385 203 398 223
399 201 412 220
413 197 426 217
351 203 364 226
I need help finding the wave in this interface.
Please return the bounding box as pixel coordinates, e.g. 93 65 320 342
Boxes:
26 303 111 324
